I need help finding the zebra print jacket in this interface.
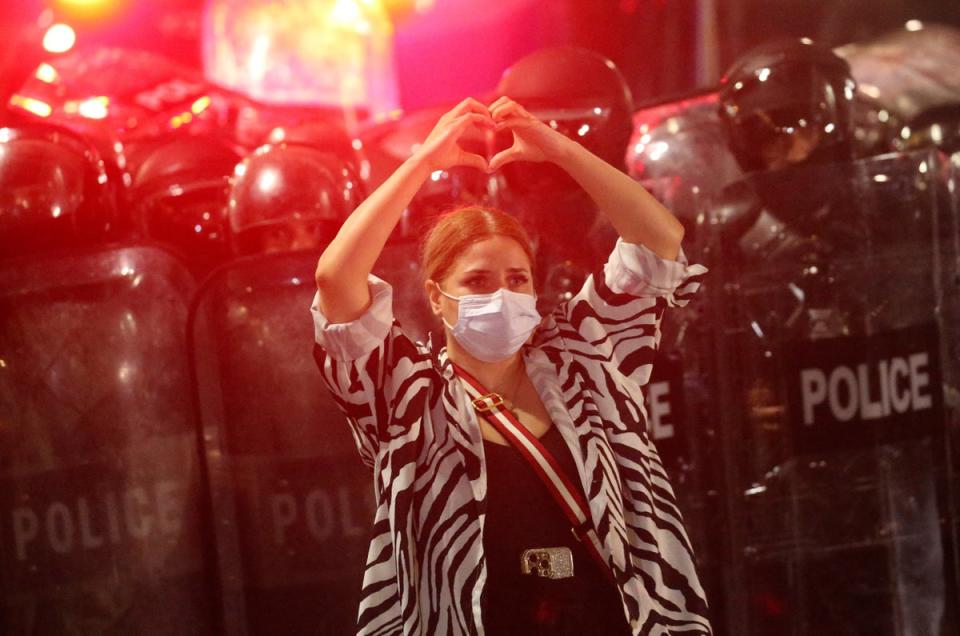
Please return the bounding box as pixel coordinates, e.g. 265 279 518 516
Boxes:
311 238 712 635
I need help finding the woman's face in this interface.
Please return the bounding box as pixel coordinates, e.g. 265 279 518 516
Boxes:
426 235 535 327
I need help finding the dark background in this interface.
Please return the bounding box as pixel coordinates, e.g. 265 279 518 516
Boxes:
3 0 960 111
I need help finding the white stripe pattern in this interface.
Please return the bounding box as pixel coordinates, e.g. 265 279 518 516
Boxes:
311 238 712 635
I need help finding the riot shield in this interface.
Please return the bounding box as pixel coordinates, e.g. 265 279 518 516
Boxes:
703 149 959 635
0 246 214 634
190 244 433 635
626 90 743 226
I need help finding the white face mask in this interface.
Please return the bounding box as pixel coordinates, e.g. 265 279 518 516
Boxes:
438 286 542 362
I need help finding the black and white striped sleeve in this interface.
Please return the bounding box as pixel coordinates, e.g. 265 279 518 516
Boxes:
603 237 708 308
558 238 709 380
310 274 432 470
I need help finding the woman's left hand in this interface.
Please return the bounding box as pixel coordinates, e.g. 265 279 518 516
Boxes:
488 97 572 171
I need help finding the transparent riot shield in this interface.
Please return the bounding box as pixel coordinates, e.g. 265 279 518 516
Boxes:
702 149 960 635
191 244 433 635
626 90 744 227
0 246 214 634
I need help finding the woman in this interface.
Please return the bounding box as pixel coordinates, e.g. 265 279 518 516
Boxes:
311 96 712 635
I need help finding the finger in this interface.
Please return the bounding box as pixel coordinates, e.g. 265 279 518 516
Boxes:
451 112 496 134
435 113 494 149
429 114 476 148
488 95 513 110
493 115 535 131
489 100 523 121
442 113 493 139
490 100 518 119
491 101 530 122
454 97 492 119
489 145 523 172
438 98 486 126
468 96 493 114
457 151 490 172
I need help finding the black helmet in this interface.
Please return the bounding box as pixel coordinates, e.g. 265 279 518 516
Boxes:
719 38 856 173
0 123 119 257
130 135 240 274
227 143 364 257
494 46 634 194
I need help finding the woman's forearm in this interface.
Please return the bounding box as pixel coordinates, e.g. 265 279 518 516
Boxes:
315 98 494 323
553 137 685 260
315 152 433 322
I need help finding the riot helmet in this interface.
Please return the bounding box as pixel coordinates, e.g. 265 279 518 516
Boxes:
492 47 635 273
719 38 856 173
0 123 119 257
130 135 240 275
228 143 364 256
494 46 634 194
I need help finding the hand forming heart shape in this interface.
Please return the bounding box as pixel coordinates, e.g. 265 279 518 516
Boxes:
416 96 569 174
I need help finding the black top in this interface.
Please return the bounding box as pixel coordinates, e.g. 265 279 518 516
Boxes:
481 424 633 636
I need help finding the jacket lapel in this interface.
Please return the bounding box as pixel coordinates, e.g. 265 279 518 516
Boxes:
436 348 488 507
524 348 621 570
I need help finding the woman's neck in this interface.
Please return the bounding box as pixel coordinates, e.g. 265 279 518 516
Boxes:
445 338 524 392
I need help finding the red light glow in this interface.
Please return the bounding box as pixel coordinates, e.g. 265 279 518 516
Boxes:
9 95 53 118
54 0 129 22
43 23 77 54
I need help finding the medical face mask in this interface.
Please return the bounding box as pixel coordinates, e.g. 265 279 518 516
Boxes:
438 286 542 362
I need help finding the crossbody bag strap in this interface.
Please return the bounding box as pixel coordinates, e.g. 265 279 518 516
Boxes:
452 363 615 585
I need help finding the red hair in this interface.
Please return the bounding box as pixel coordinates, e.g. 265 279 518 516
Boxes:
420 206 535 283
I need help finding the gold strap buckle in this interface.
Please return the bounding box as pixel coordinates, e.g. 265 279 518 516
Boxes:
521 547 575 579
472 392 504 413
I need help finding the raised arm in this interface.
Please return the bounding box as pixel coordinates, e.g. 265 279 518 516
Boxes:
315 98 495 323
487 97 685 260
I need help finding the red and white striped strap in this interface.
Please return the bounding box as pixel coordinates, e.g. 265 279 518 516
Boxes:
453 364 614 583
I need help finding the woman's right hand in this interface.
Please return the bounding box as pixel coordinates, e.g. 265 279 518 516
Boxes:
414 98 495 172
315 99 494 323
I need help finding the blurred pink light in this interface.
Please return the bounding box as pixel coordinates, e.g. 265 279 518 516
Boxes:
43 23 77 54
78 96 110 119
202 0 399 118
10 95 53 117
35 63 60 84
52 0 132 24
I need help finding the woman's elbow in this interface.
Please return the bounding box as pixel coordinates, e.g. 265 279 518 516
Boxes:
314 266 331 290
315 254 340 289
652 224 684 261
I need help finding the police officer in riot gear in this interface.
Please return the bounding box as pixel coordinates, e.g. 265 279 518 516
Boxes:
718 38 857 174
714 37 865 268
